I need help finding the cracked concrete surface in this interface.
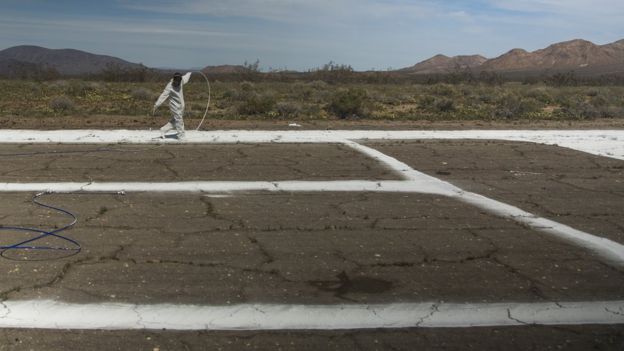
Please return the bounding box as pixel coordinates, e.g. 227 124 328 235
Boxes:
367 140 624 244
0 143 397 182
1 192 624 306
1 139 624 349
0 324 622 350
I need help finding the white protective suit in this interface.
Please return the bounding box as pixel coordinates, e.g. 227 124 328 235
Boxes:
154 72 192 138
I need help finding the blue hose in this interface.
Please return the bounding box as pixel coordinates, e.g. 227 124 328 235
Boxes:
0 147 142 260
0 192 80 261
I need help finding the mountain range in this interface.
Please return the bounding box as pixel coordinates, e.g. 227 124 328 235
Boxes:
0 45 145 76
0 38 623 77
402 39 624 76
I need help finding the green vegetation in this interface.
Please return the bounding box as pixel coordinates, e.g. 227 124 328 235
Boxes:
1 78 623 121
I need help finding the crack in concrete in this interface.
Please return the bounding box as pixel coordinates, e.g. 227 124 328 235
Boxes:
153 149 179 179
245 235 275 266
1 244 129 301
605 307 624 317
0 301 9 319
415 302 440 327
489 255 553 301
144 259 222 268
132 304 145 329
507 308 531 326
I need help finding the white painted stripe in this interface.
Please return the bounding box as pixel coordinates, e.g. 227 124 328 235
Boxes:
0 300 622 330
0 180 445 195
343 141 462 195
344 141 624 267
0 130 622 160
458 192 624 267
3 181 624 267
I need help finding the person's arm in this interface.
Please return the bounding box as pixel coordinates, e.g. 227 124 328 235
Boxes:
153 83 171 113
181 72 192 85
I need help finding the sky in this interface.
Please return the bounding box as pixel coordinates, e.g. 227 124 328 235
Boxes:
0 0 622 71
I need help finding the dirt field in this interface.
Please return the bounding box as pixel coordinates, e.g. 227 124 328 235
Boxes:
1 115 624 131
0 138 623 350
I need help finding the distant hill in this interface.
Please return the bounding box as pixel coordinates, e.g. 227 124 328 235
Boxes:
2 39 623 79
201 64 248 74
402 38 624 76
400 54 487 74
481 39 624 74
0 45 145 76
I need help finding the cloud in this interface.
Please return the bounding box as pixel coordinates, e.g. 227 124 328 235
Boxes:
485 0 624 26
488 0 624 14
0 16 242 38
119 0 438 22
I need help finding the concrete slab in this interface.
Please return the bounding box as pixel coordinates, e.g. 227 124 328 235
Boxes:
2 193 623 306
368 140 624 244
0 143 398 182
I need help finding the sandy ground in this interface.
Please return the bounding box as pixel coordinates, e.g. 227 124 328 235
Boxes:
1 115 624 130
0 325 622 350
0 141 623 349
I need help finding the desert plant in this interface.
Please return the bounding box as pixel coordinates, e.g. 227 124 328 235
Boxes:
240 81 255 93
327 88 369 118
49 96 75 114
307 80 328 90
525 87 554 104
435 98 455 112
275 101 302 118
237 93 276 115
491 94 539 119
428 83 456 97
131 87 154 100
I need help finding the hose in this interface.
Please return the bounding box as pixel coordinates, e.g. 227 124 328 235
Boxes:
0 192 80 261
193 70 211 131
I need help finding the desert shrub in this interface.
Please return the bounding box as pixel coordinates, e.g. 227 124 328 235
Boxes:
477 93 494 103
222 89 238 101
525 87 554 104
327 88 369 118
275 101 302 118
292 82 313 99
418 95 435 109
555 99 620 119
26 82 44 97
307 80 328 90
586 88 599 97
491 94 539 119
240 81 255 93
131 87 154 100
554 104 597 119
49 96 75 114
428 83 456 97
86 81 103 90
435 98 455 112
46 80 102 97
237 93 276 115
589 95 608 108
47 80 70 91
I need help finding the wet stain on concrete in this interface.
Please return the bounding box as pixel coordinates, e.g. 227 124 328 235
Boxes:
309 271 393 297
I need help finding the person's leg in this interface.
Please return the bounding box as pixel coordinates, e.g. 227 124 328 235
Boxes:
173 114 185 139
160 120 175 138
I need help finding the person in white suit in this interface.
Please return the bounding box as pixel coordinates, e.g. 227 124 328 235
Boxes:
153 72 192 139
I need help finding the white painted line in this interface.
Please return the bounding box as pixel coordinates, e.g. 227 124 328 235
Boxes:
0 300 622 330
458 192 624 267
0 135 622 265
344 141 624 267
0 129 622 160
344 141 462 195
3 181 624 267
0 180 445 195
